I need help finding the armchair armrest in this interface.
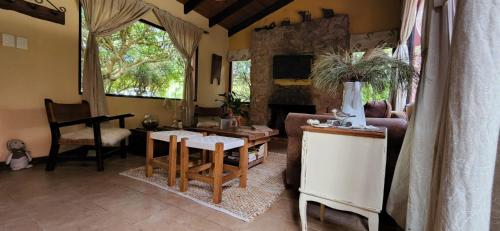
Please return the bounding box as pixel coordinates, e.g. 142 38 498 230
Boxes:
390 111 407 119
55 114 134 127
105 113 134 121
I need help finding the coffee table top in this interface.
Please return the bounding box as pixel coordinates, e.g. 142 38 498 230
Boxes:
187 127 279 141
150 130 203 142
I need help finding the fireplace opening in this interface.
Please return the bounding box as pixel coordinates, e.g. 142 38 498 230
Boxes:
269 104 316 137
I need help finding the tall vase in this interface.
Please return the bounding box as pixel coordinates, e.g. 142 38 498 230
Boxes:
341 81 366 127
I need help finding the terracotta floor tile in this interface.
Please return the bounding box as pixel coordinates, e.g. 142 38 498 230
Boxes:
0 141 401 231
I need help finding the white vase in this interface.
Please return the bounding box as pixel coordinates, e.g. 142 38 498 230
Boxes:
341 81 366 127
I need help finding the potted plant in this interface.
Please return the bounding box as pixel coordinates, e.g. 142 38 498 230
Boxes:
217 92 249 127
310 48 417 127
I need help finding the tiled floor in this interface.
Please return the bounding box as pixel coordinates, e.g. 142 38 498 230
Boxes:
0 139 402 231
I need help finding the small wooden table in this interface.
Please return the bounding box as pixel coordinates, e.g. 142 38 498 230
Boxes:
187 127 279 167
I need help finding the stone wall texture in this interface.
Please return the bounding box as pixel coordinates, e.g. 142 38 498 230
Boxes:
249 15 350 124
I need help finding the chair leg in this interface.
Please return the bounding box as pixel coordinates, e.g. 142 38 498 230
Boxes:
213 143 224 204
120 140 127 159
95 143 104 171
45 141 59 171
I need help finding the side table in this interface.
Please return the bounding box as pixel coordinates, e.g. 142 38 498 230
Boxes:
299 126 387 231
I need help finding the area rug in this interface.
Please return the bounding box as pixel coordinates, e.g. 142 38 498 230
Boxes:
119 152 286 222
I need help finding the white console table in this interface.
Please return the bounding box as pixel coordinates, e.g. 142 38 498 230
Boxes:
299 126 387 231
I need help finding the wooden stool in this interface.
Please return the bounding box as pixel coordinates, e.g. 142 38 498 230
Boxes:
180 136 248 204
146 130 203 186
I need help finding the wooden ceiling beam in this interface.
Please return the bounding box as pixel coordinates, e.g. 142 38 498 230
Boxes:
184 0 204 14
209 0 254 27
228 0 294 36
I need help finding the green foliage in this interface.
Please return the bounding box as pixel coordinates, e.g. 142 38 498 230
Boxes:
231 60 251 102
217 92 249 118
310 48 418 100
81 11 184 98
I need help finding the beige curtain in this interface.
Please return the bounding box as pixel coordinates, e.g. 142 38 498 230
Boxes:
387 0 500 229
390 0 419 111
81 0 151 116
153 9 203 127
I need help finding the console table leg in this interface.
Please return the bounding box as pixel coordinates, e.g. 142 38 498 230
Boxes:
367 212 379 231
299 194 308 231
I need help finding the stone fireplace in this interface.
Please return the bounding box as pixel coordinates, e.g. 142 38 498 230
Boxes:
249 15 349 127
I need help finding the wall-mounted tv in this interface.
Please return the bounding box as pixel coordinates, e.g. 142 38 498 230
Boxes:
273 55 313 79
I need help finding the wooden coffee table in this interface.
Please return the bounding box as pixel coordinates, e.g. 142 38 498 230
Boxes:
187 127 279 168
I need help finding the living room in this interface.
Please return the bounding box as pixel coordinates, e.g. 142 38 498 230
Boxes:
0 0 498 230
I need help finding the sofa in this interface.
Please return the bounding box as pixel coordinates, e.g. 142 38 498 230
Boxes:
284 100 409 209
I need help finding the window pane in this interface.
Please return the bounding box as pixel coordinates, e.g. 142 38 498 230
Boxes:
352 50 393 104
231 60 251 103
80 10 184 99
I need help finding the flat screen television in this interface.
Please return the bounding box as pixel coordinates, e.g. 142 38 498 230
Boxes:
273 55 313 79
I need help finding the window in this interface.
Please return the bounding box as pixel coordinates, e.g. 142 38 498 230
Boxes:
352 48 394 104
79 9 188 99
229 60 251 103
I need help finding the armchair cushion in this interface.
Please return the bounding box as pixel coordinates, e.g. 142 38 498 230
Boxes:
364 100 392 118
60 128 131 146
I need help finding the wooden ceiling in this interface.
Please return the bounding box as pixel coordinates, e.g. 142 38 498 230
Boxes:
177 0 294 36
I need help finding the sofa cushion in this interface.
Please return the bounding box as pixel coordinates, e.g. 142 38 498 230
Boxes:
364 100 392 118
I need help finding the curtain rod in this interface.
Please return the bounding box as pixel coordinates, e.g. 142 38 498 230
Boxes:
144 2 209 34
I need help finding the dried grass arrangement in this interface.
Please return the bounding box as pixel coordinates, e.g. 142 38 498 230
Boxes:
310 48 418 96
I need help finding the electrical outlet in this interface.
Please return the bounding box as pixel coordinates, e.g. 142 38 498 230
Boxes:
16 37 28 50
2 33 15 47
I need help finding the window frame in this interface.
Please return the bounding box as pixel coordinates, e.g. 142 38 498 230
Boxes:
228 60 251 104
78 7 197 100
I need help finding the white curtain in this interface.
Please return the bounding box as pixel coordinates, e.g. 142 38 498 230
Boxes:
80 0 152 115
387 0 500 230
153 9 203 127
391 0 419 111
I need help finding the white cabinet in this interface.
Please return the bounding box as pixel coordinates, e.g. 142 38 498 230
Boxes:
299 126 387 231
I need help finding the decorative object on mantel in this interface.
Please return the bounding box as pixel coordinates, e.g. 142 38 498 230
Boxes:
254 22 276 32
279 18 291 27
141 114 159 130
210 54 222 85
321 8 335 18
0 0 65 25
5 139 32 171
298 10 311 22
310 47 417 127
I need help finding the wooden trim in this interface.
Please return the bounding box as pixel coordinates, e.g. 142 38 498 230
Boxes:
228 61 233 93
301 126 386 139
228 0 294 36
183 0 204 14
209 0 253 27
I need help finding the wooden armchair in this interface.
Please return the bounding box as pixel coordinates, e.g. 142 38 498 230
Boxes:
44 99 134 171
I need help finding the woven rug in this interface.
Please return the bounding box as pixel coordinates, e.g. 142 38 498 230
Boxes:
119 152 286 222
